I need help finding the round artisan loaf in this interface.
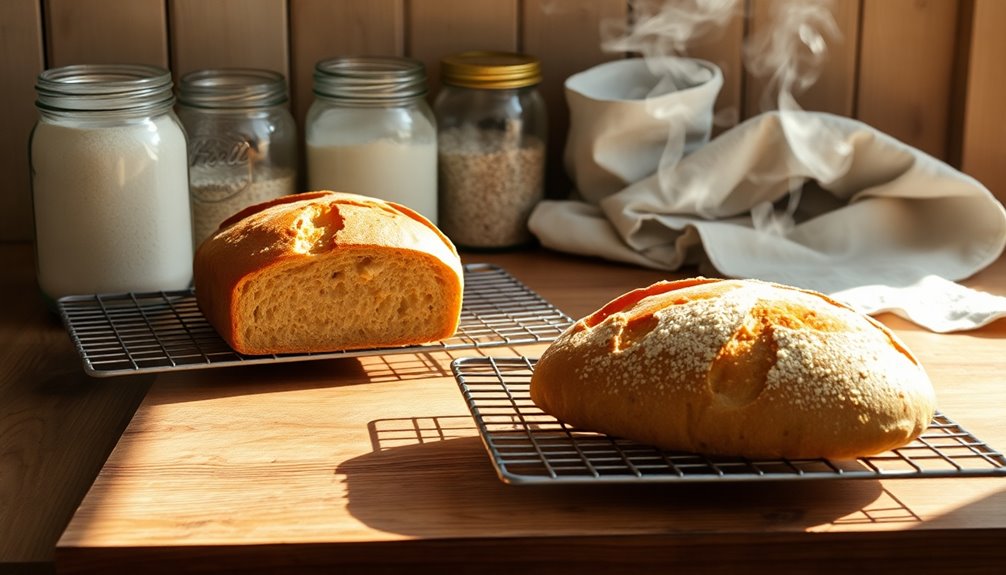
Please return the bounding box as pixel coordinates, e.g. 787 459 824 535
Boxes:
530 278 936 459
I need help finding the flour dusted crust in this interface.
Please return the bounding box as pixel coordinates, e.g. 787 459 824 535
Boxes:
529 278 936 459
193 191 464 355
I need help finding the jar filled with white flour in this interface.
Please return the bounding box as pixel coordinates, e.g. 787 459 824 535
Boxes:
30 64 193 304
434 51 547 249
306 57 438 223
177 68 298 247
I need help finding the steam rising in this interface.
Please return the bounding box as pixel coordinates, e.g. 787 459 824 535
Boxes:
744 0 850 235
602 0 738 89
744 0 841 112
601 0 740 196
599 0 850 236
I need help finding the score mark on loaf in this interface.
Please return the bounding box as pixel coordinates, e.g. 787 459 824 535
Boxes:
193 191 464 355
530 278 936 459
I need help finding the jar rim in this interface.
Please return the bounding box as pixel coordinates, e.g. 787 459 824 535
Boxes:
178 68 288 109
313 56 428 106
35 63 175 115
440 51 541 90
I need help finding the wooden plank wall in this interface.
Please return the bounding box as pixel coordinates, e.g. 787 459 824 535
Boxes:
1 0 1003 243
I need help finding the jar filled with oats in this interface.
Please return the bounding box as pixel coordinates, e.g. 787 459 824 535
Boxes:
176 69 298 247
434 51 547 249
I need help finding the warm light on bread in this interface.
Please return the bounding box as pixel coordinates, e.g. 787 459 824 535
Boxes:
530 278 936 459
193 191 464 355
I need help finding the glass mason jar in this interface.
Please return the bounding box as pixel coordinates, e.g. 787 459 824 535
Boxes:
30 64 193 304
434 51 547 250
177 68 298 247
306 56 438 224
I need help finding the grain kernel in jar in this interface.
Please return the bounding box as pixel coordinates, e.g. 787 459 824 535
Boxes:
438 127 545 248
190 166 296 244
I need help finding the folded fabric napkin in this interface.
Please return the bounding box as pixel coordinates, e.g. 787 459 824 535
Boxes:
530 109 1006 332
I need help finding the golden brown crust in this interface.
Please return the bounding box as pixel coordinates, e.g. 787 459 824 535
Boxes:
193 191 463 355
530 278 936 459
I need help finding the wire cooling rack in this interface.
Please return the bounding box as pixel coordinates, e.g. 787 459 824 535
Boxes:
453 356 1006 485
57 264 573 377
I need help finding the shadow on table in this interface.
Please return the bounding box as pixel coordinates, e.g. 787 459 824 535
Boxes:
336 415 917 540
140 348 476 406
138 341 544 406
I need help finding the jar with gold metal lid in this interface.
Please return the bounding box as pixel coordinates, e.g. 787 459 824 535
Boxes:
434 51 547 250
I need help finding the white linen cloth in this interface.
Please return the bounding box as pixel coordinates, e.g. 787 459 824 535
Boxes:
529 109 1006 332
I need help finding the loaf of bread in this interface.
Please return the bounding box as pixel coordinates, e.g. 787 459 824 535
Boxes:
530 278 936 459
193 191 464 355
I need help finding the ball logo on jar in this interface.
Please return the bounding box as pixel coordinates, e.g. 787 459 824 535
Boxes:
189 135 254 203
190 135 253 167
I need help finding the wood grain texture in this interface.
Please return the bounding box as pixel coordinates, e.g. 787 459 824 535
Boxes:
168 0 290 78
0 0 44 243
0 244 151 564
289 0 405 151
406 0 519 93
744 0 861 118
856 0 960 160
945 0 973 170
522 0 628 198
960 0 1006 202
44 0 168 67
46 245 1006 572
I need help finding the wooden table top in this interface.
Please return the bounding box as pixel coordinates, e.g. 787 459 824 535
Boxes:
3 242 1004 573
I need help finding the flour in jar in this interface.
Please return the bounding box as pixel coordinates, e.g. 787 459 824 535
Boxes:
190 166 296 247
307 138 438 224
31 114 193 300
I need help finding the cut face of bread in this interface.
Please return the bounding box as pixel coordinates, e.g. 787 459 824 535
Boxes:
194 191 464 355
237 249 457 353
530 278 936 460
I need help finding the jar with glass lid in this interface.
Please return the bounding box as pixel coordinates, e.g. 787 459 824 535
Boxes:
30 64 192 305
176 68 298 247
306 56 438 224
434 51 547 250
